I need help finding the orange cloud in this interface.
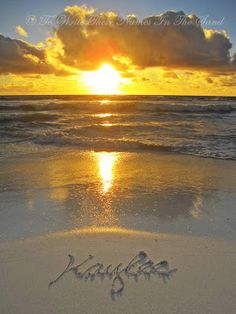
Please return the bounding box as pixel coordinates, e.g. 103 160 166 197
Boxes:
15 25 28 37
0 34 69 75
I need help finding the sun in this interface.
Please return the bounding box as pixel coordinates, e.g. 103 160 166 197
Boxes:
83 64 122 94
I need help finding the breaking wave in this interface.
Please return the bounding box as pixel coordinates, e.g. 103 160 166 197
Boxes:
0 99 235 114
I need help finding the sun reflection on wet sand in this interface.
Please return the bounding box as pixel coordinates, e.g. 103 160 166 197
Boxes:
87 152 120 226
97 152 118 193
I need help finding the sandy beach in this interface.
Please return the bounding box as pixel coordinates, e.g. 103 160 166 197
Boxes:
0 148 236 313
1 228 236 314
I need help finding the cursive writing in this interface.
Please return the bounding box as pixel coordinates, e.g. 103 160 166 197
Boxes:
49 251 177 297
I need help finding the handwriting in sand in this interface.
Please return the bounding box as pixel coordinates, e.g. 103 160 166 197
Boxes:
49 251 177 297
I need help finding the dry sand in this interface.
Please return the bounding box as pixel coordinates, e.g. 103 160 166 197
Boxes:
1 227 235 314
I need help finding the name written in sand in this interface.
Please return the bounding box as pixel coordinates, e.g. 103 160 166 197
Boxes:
49 251 177 298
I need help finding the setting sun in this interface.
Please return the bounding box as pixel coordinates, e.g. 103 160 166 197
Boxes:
83 64 122 95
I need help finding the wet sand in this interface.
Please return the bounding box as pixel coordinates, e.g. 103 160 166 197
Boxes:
0 148 236 313
0 148 236 240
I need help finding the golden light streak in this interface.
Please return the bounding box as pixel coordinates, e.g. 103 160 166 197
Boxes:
94 113 113 118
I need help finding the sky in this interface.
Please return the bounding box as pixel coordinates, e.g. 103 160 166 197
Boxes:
0 0 236 95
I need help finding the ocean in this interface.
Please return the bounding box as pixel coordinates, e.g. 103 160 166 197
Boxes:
1 95 236 160
0 95 236 241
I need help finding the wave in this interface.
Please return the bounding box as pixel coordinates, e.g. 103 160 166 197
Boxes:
0 100 235 114
32 135 236 160
1 96 235 161
0 113 60 124
34 135 176 151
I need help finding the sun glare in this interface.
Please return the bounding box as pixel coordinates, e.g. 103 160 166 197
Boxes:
83 64 122 94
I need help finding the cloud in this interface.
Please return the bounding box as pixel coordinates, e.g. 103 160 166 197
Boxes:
0 81 35 93
1 5 236 78
52 6 236 73
163 72 179 79
218 75 236 87
0 34 69 75
206 77 213 84
15 25 28 37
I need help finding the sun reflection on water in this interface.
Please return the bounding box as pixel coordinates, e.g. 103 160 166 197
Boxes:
96 113 113 118
99 100 110 105
101 123 113 127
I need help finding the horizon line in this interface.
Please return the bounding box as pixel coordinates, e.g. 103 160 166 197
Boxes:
0 94 236 98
